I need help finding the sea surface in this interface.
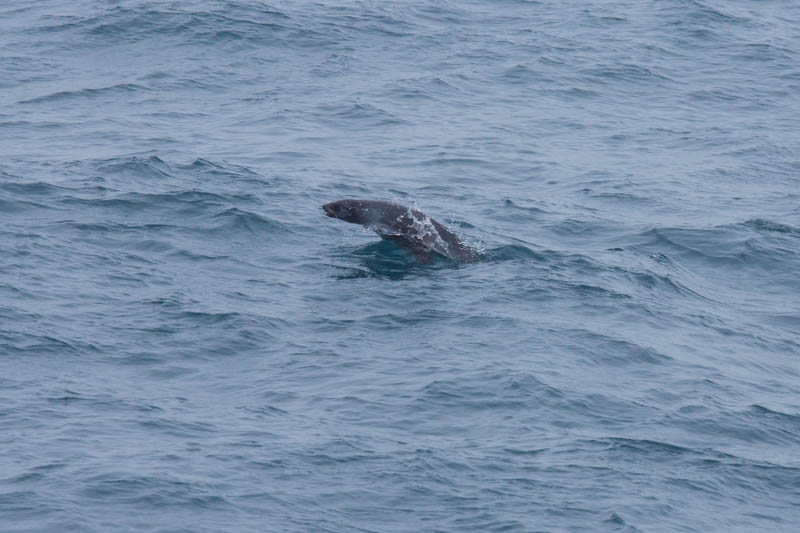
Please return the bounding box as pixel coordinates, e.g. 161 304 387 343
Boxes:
2 1 800 531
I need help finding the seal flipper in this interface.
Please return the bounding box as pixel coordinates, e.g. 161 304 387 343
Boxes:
379 233 433 263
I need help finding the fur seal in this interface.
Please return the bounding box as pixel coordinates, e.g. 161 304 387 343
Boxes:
323 199 481 263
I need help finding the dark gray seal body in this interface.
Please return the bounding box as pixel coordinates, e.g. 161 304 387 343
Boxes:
323 199 481 263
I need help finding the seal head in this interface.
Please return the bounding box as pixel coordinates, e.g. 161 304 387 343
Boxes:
323 199 370 224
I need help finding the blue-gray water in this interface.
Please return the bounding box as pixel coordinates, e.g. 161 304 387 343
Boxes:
2 1 800 531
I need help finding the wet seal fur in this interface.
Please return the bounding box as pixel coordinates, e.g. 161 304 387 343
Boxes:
323 199 481 263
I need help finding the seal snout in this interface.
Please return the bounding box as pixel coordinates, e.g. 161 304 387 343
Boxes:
322 203 336 218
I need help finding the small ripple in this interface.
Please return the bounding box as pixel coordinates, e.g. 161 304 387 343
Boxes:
209 207 290 236
580 63 674 84
484 245 544 261
744 218 800 236
18 83 146 105
316 102 408 128
500 198 548 215
80 473 229 509
0 180 70 197
95 155 174 180
564 329 673 366
415 373 563 411
501 64 541 84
